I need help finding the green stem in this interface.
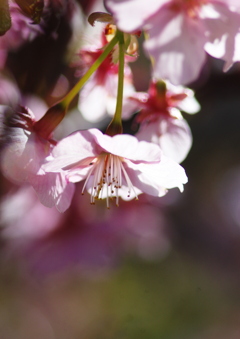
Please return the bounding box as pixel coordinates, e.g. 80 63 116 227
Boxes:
114 32 125 124
106 31 125 135
61 34 119 109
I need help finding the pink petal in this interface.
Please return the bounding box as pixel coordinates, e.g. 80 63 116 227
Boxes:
105 0 168 32
1 128 48 183
55 180 76 213
67 166 91 183
43 155 94 172
165 81 200 114
216 0 240 7
30 172 75 213
177 93 201 114
145 9 207 85
52 129 99 161
136 117 193 163
203 3 240 71
90 130 162 163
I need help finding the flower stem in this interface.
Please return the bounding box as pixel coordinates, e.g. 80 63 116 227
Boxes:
61 34 119 109
106 31 125 136
35 35 119 136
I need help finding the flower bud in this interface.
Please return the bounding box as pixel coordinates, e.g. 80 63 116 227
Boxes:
33 102 66 139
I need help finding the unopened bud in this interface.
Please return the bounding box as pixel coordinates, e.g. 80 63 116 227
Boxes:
33 102 66 139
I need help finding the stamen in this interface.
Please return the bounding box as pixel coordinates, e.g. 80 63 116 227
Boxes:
82 153 138 207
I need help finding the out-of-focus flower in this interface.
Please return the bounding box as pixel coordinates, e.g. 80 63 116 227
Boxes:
0 186 62 240
77 48 136 122
105 0 240 84
76 17 137 122
0 184 171 278
44 128 188 207
130 80 200 163
1 105 75 212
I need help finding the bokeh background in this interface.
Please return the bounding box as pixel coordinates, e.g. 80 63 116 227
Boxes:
1 1 240 338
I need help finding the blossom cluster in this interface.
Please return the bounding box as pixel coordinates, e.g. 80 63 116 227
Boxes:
1 0 240 215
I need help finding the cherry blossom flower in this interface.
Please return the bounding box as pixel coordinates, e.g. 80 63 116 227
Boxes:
1 105 75 212
43 128 188 207
105 0 240 84
77 48 136 122
76 20 137 122
130 80 200 163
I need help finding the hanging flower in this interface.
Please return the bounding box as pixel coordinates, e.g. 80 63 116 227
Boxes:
77 47 136 122
75 13 138 123
129 80 200 163
43 128 188 207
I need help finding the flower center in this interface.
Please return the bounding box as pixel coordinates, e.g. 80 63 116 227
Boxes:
82 153 137 207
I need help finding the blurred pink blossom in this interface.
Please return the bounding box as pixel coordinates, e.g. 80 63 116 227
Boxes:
105 0 240 84
1 105 75 212
1 184 171 277
0 186 62 240
130 80 200 163
76 28 136 122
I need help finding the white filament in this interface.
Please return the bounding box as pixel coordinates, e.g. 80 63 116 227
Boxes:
82 153 138 207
